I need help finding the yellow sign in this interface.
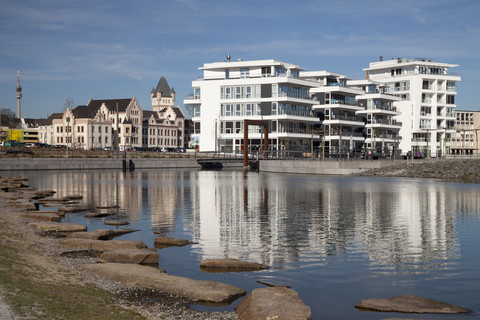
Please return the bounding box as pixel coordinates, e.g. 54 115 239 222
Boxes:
8 129 23 142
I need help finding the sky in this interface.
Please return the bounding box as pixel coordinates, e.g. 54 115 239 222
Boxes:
0 0 479 119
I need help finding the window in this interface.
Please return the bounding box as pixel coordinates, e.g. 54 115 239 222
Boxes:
235 87 243 99
194 105 201 117
272 102 277 115
240 68 249 78
261 67 271 77
225 69 229 79
235 104 241 116
194 87 201 99
246 86 252 99
245 104 252 116
447 95 455 104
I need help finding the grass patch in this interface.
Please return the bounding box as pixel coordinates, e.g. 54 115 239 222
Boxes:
0 215 146 320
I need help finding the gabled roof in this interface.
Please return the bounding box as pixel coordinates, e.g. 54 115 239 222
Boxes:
42 113 63 125
87 98 133 113
72 105 96 119
143 110 158 120
153 77 173 98
173 107 184 118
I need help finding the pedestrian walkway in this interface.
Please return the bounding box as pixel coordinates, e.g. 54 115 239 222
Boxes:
0 292 14 319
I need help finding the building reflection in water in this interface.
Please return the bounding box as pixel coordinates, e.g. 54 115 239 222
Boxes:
25 169 480 278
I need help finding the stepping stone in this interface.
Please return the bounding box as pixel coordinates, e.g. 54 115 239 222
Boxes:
99 248 159 264
65 194 83 200
80 263 246 304
85 211 114 218
153 236 196 247
22 212 61 222
235 287 311 320
28 222 87 233
104 220 129 226
33 190 56 198
58 206 90 214
201 259 269 272
355 295 470 314
65 228 139 240
61 239 147 251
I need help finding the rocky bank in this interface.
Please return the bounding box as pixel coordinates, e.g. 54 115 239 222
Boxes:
357 159 480 181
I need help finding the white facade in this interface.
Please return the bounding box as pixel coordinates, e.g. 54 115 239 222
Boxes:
364 58 461 157
184 59 320 153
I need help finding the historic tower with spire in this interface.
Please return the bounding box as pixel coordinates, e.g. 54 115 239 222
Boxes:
16 69 22 118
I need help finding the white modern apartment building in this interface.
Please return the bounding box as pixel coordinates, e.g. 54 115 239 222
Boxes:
301 71 401 156
365 58 461 157
350 80 402 155
184 58 320 153
302 71 367 154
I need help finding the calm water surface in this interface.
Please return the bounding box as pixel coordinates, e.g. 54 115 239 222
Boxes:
10 169 480 319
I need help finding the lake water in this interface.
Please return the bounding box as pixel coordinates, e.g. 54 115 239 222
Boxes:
9 169 480 319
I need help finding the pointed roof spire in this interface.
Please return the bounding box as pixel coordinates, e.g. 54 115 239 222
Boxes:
154 76 172 97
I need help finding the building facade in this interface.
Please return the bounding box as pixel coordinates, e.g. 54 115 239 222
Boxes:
451 110 480 155
365 58 461 157
184 58 320 153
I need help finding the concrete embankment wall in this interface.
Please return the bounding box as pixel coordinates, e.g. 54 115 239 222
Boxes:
0 157 201 171
259 159 398 175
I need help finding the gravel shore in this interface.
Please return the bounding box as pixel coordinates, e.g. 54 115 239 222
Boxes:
0 188 239 320
356 158 480 181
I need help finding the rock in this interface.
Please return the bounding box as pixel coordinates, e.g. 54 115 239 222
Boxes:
60 239 147 251
57 206 90 214
28 222 87 233
104 220 129 226
99 248 159 264
85 211 114 218
153 236 196 247
65 194 83 200
65 231 111 240
80 263 246 304
102 228 139 239
33 190 56 197
22 212 61 222
39 197 70 203
10 201 38 211
235 287 311 320
200 259 269 272
355 295 470 314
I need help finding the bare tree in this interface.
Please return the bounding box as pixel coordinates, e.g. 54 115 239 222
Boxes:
64 98 74 110
0 108 21 128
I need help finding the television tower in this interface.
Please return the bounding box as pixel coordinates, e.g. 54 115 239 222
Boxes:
16 69 22 118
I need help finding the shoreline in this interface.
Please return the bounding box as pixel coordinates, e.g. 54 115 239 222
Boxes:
0 183 239 320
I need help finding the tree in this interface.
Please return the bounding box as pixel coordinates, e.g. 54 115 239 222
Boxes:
0 108 21 128
64 98 74 110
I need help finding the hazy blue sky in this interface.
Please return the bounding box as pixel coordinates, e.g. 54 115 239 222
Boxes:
0 0 479 118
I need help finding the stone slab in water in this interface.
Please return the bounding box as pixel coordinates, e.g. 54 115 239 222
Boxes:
58 206 90 214
61 238 147 251
104 220 129 226
355 295 469 314
235 287 311 320
99 248 159 264
23 212 61 222
153 236 196 247
84 211 114 218
80 263 246 304
200 258 268 272
28 222 87 233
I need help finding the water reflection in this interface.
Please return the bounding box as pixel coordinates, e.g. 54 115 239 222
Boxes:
23 169 479 279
